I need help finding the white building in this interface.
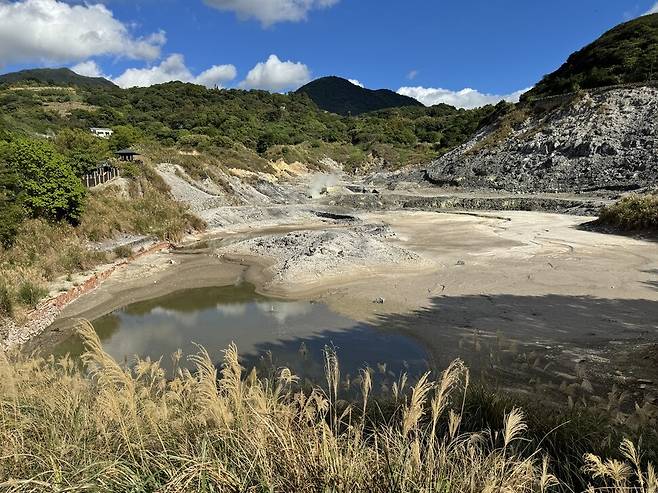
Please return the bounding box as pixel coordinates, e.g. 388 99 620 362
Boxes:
90 127 113 139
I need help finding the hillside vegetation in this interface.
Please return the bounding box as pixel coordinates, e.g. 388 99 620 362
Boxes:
0 78 495 172
296 76 424 116
0 133 202 320
524 13 658 100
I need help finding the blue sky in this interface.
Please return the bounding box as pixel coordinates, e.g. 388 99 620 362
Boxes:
1 0 657 107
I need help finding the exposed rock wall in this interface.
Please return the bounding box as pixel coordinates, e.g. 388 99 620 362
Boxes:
426 87 658 192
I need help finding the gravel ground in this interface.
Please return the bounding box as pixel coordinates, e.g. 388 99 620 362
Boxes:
216 223 431 289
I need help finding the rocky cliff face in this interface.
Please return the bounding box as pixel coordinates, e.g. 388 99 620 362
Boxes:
426 86 658 192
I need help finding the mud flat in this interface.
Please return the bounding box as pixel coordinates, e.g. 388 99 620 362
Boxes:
27 209 658 403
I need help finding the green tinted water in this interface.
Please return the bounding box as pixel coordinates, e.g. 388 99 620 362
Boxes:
52 283 429 379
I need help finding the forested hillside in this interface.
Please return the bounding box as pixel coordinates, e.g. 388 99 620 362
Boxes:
0 78 497 171
524 13 658 100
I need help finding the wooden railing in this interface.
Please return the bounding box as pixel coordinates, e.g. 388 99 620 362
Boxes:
82 166 120 188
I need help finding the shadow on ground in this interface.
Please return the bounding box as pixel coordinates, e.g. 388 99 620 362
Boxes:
575 221 658 243
245 293 658 404
643 269 658 292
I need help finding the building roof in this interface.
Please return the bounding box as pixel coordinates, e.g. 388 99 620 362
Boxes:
90 127 112 131
115 149 140 155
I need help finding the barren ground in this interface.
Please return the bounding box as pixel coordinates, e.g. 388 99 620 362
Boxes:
35 207 658 400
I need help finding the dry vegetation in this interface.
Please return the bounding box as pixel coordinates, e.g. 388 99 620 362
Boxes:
598 193 658 232
0 173 204 320
0 322 655 492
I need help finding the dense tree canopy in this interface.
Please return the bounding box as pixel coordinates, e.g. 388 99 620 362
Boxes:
4 139 85 223
0 81 497 166
54 128 110 175
0 154 24 248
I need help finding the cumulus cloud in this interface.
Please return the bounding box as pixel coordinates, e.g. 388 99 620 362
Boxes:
645 2 658 14
112 54 237 88
0 0 165 65
240 54 310 91
348 78 364 87
203 0 339 26
71 60 107 78
397 86 531 109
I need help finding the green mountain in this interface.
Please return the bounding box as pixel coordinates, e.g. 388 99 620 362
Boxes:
1 80 496 171
296 76 424 116
0 68 117 89
524 13 658 100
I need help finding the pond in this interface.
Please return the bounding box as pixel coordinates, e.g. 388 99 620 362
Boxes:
52 283 430 382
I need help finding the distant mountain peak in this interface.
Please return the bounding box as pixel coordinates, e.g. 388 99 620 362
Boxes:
0 67 117 89
296 76 423 116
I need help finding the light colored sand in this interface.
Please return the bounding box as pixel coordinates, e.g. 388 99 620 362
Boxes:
49 210 658 333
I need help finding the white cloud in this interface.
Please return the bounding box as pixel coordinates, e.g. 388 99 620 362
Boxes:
407 70 419 81
645 2 658 14
203 0 339 26
112 54 237 88
71 60 106 78
240 54 310 91
255 302 312 324
0 0 165 65
195 64 238 88
397 86 531 109
348 78 364 87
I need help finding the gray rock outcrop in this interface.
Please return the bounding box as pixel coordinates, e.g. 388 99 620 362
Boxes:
426 87 658 192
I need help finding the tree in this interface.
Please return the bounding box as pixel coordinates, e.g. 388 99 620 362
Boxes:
0 156 24 248
108 125 141 152
6 139 85 223
54 128 110 176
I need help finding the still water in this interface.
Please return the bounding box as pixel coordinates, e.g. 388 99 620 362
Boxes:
52 284 429 380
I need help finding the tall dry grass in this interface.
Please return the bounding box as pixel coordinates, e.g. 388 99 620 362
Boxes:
0 322 655 492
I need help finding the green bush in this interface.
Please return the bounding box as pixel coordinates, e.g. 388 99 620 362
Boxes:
17 281 48 308
54 128 110 176
6 138 86 223
598 193 658 231
0 158 25 248
108 125 141 152
118 161 140 178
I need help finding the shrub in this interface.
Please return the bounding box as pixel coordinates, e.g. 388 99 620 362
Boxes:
17 280 48 308
113 244 133 258
0 154 25 248
54 128 110 176
118 160 140 178
598 193 658 231
108 125 141 152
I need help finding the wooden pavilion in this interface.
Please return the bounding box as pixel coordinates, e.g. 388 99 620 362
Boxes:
115 149 140 162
